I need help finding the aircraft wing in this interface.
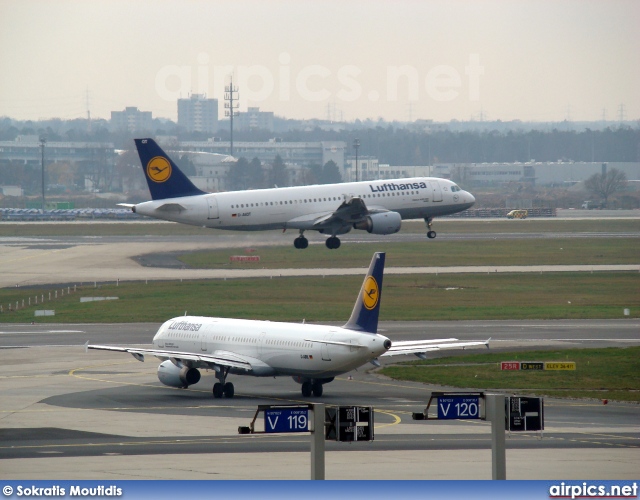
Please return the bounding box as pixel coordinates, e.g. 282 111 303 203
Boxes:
86 344 253 371
312 196 369 227
381 338 490 357
286 196 376 230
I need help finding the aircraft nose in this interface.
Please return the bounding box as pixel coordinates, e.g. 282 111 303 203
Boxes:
467 191 476 206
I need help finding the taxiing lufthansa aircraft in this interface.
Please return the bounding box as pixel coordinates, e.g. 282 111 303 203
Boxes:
87 253 489 398
121 139 475 249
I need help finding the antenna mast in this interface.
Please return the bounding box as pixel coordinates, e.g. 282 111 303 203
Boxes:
86 87 91 133
224 76 239 156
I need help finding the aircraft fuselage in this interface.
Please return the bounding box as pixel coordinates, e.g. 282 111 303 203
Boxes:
152 316 390 379
133 177 475 231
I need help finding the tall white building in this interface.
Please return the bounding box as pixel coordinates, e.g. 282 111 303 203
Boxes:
177 94 218 133
236 107 274 132
110 107 152 132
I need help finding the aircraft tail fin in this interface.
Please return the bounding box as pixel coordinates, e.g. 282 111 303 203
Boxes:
343 252 385 334
134 138 205 200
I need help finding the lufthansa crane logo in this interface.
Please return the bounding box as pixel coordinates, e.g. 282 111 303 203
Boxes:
362 276 379 310
146 156 172 183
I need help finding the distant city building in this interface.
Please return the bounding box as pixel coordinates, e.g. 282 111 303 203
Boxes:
177 94 218 133
523 161 639 186
180 139 346 171
0 185 23 197
344 156 379 182
236 107 274 132
434 161 640 187
0 135 115 166
457 163 535 186
110 107 152 132
344 158 453 182
0 135 115 193
187 152 236 192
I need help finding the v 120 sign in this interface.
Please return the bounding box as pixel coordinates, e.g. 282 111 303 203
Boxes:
437 396 480 420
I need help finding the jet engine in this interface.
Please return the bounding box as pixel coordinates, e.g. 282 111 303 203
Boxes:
157 360 201 388
353 212 401 235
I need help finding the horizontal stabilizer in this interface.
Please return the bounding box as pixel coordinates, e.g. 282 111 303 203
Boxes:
304 338 366 348
382 338 490 357
155 203 187 213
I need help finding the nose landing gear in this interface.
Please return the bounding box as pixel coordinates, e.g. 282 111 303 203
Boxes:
425 217 437 239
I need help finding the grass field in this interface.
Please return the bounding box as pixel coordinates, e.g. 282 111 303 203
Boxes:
177 238 639 268
1 272 637 323
379 347 640 402
1 219 638 323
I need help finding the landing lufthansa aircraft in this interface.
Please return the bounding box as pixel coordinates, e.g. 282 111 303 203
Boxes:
121 139 475 249
88 253 489 398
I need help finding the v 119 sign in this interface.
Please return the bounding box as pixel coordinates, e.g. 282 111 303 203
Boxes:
264 408 309 433
437 396 480 420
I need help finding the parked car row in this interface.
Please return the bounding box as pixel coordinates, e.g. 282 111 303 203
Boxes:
0 208 140 221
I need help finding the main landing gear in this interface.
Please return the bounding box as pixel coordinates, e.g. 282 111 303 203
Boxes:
425 217 437 239
292 230 341 249
301 381 324 397
325 236 341 249
212 367 234 398
293 235 309 249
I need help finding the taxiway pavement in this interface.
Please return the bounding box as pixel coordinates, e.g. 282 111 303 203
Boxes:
0 321 638 480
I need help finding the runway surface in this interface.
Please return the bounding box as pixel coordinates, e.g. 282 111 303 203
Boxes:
1 232 638 288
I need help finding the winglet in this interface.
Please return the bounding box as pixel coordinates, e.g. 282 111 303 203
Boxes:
134 138 205 200
343 252 385 333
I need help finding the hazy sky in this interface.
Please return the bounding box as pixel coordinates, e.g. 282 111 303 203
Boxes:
1 0 638 123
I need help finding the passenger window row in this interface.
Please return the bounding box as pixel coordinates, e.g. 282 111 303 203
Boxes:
230 191 420 209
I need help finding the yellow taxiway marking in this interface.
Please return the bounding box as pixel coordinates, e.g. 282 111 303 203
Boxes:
0 247 67 265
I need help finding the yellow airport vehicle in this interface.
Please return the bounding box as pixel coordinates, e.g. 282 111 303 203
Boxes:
507 209 528 219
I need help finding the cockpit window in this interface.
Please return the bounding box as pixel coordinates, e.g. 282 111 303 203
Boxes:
451 184 461 192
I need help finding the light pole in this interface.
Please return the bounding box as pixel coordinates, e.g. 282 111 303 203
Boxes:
39 137 46 212
353 138 360 182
